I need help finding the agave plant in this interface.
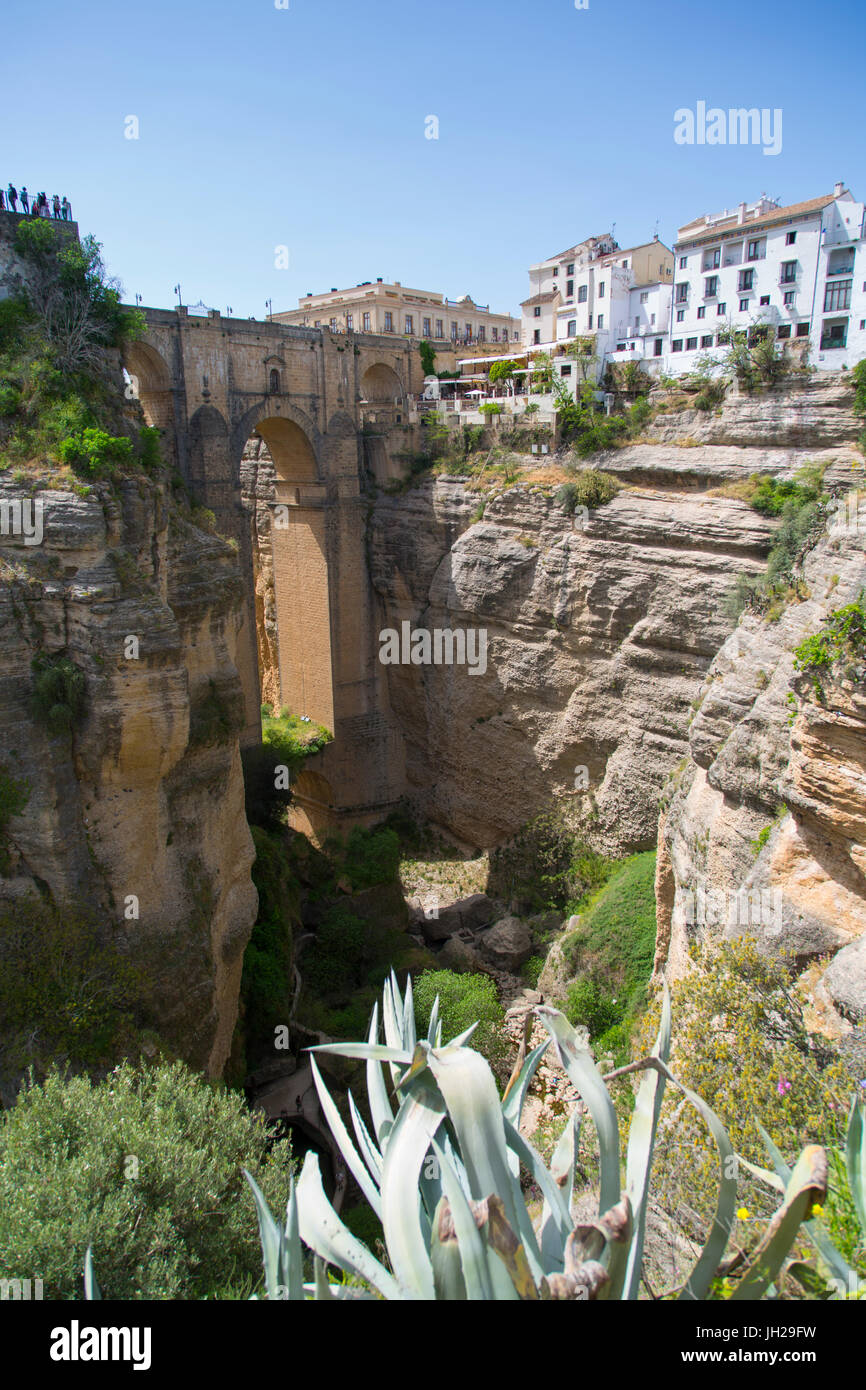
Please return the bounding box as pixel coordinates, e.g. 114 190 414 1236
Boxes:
741 1093 866 1300
241 971 829 1301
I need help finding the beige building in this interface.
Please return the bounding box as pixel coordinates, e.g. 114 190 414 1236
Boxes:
272 279 520 355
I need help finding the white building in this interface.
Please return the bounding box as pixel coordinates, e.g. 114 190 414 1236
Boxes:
667 184 866 374
520 233 674 382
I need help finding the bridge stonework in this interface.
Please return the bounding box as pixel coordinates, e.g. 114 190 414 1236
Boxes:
125 308 420 834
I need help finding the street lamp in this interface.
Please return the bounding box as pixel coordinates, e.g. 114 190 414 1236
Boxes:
174 284 182 306
265 299 273 320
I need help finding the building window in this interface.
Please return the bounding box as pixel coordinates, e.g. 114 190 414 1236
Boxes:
651 313 656 325
405 315 414 335
492 327 498 341
478 327 485 342
697 306 706 319
598 281 605 298
566 279 574 298
314 320 321 327
686 337 698 351
534 305 542 317
777 325 792 339
654 338 663 357
679 256 688 269
738 269 755 291
786 231 797 245
672 340 683 352
435 319 444 338
451 322 458 339
560 364 572 376
578 285 588 303
597 313 604 330
423 317 431 336
784 291 796 307
363 312 371 331
747 238 766 261
464 323 472 341
384 312 393 331
269 368 280 393
533 329 541 344
675 283 689 304
739 298 749 312
346 314 353 330
796 322 810 338
567 319 577 336
330 317 338 331
780 261 798 285
717 302 726 315
825 280 852 312
760 295 770 306
588 314 593 329
704 276 719 298
640 291 649 304
676 309 685 322
702 248 721 270
701 335 713 348
567 263 574 275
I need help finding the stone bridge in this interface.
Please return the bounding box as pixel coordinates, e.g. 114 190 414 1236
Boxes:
124 307 421 834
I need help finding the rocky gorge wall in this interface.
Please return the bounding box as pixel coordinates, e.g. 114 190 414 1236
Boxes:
365 374 863 858
655 487 866 1031
0 475 258 1083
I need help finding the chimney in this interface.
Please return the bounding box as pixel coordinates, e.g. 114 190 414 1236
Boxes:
737 202 747 224
834 181 844 198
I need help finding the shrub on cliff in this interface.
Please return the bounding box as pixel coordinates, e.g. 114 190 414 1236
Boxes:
30 653 86 734
414 968 509 1074
0 221 151 475
637 938 854 1255
0 766 29 875
0 899 144 1098
0 1061 294 1299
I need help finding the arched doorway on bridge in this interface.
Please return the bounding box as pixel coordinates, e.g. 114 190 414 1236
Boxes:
361 362 403 404
242 413 336 748
123 341 175 432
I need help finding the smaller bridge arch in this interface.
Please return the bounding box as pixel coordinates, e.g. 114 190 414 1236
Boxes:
361 362 404 404
123 340 176 434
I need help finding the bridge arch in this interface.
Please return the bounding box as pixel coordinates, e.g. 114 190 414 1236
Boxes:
361 362 404 403
123 340 176 435
239 407 335 747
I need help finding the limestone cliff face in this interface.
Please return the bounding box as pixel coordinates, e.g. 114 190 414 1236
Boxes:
369 478 773 851
652 380 866 1026
0 475 258 1076
366 374 863 856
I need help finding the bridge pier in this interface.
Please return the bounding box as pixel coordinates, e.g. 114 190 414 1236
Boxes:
126 309 417 830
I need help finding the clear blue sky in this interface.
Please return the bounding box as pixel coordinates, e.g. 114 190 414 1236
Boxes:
1 0 863 318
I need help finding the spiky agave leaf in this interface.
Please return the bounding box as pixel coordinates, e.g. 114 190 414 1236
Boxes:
731 1146 828 1300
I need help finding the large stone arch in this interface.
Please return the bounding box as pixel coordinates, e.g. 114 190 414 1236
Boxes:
361 362 404 403
233 400 322 483
237 406 335 739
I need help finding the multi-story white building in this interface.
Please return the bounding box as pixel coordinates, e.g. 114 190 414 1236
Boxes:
667 183 866 373
520 233 674 380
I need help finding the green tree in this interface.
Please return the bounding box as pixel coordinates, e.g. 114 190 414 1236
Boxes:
0 1062 294 1299
414 969 509 1074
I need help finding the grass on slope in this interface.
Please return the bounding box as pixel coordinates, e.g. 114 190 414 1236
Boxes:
557 849 657 1062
